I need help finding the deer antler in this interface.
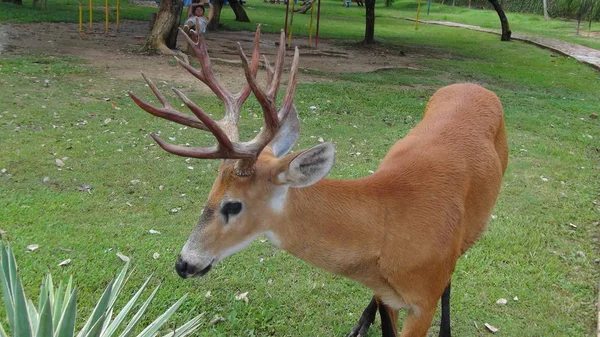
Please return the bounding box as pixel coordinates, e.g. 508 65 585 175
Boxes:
128 25 300 175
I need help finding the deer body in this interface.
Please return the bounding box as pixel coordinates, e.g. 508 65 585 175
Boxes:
257 84 508 336
130 26 507 337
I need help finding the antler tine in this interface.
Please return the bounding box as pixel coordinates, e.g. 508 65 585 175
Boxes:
175 54 206 83
172 88 234 154
184 26 234 106
280 47 300 119
128 73 208 131
237 43 279 133
131 26 301 173
151 133 254 159
232 25 262 108
265 30 287 99
233 46 301 175
263 54 274 84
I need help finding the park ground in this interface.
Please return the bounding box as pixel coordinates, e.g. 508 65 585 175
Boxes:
0 1 599 336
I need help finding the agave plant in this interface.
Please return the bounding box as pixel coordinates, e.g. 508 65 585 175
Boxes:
0 242 203 337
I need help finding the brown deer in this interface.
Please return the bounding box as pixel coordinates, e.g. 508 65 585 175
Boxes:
129 26 508 337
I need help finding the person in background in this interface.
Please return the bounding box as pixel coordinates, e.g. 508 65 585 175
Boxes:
183 2 213 36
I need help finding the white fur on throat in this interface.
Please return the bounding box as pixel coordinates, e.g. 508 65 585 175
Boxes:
269 184 289 214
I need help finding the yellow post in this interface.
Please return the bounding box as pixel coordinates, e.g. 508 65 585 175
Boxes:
79 0 83 31
105 0 108 33
287 0 296 48
116 0 120 31
89 0 93 30
415 0 422 30
308 2 314 44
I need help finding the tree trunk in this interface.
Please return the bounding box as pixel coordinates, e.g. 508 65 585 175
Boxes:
142 0 185 52
208 0 224 30
208 0 251 29
488 0 511 41
589 1 595 33
363 0 376 44
229 0 250 21
542 0 550 20
576 5 583 35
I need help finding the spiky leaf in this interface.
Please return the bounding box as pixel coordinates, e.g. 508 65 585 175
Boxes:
0 322 8 337
36 297 54 337
101 276 152 337
55 288 77 337
137 294 188 337
13 275 33 337
76 280 114 337
117 286 160 337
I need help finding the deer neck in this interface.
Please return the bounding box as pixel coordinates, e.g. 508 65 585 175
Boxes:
265 177 387 281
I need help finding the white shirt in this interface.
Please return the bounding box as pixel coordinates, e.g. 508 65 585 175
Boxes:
185 16 208 33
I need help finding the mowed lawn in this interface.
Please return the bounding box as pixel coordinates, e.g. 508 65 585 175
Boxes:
0 1 599 336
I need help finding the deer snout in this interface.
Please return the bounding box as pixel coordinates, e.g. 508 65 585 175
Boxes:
175 254 213 278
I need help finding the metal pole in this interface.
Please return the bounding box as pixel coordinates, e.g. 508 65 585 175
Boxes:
105 0 109 33
427 0 431 15
415 0 422 30
308 2 314 44
89 0 93 30
79 0 83 31
287 0 296 47
116 0 120 31
315 0 321 48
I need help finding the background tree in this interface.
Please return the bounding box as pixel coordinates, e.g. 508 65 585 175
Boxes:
1 0 22 5
142 0 250 54
543 0 550 20
365 0 510 43
208 0 250 30
142 0 185 54
364 0 376 44
575 0 597 34
488 0 511 41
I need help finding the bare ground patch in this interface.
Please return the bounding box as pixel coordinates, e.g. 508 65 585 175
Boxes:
0 20 430 89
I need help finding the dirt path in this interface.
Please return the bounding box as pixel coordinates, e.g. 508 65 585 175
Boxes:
401 18 600 71
0 20 421 88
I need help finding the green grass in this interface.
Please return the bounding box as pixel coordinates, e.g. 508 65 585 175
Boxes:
0 0 154 23
1 1 600 336
393 2 600 50
200 1 600 50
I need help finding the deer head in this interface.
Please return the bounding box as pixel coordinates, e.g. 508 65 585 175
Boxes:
129 26 335 278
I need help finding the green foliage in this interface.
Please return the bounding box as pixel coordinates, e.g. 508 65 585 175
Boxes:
434 0 600 21
0 242 202 337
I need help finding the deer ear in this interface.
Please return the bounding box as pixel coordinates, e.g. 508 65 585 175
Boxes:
278 142 335 188
269 106 300 158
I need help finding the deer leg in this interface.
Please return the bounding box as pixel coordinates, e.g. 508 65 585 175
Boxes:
378 299 399 337
398 304 436 337
438 282 451 337
346 297 378 337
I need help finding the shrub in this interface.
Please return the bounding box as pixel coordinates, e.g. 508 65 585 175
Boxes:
0 242 202 337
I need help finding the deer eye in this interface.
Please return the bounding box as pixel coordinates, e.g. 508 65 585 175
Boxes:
221 201 243 222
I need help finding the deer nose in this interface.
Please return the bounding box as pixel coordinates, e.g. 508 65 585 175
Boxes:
175 255 195 279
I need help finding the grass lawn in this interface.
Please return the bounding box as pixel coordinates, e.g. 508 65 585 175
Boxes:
1 0 599 336
382 2 600 50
